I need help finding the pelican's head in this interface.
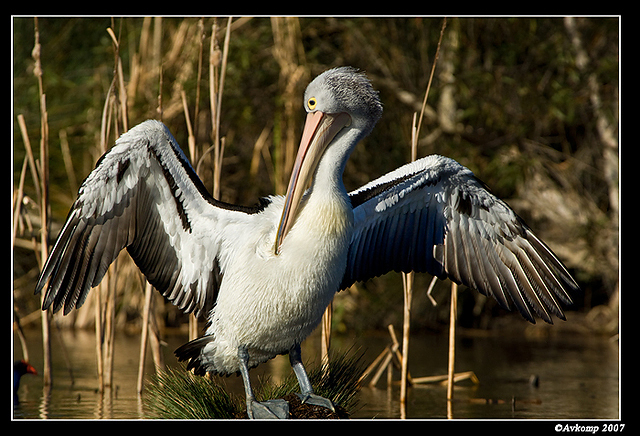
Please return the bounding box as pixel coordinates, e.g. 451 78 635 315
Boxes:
303 66 383 139
275 67 383 254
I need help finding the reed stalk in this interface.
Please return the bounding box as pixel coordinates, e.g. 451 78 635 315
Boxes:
193 18 205 147
399 112 418 416
388 324 412 383
94 278 104 390
208 18 232 200
399 271 413 418
321 301 332 368
58 129 78 195
181 89 200 342
137 282 153 394
359 344 391 386
411 370 478 385
30 17 53 388
15 116 34 251
16 115 41 214
398 18 448 417
447 281 458 419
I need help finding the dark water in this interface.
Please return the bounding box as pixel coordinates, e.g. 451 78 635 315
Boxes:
13 325 619 420
353 330 619 419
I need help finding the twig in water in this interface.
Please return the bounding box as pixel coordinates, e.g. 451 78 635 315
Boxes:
426 275 439 306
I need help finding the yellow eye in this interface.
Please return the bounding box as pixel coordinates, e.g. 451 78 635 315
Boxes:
307 97 317 110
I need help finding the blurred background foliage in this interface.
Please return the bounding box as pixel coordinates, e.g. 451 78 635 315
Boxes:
13 17 619 334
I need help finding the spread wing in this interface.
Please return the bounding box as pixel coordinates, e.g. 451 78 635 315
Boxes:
342 155 580 323
35 120 267 318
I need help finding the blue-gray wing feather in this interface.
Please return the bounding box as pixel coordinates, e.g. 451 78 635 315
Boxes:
342 155 580 324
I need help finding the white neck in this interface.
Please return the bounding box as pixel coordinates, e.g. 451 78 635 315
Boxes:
311 127 363 198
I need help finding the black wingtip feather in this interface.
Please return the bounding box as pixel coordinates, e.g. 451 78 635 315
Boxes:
175 336 216 376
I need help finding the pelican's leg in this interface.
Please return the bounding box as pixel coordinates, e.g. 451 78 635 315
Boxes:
238 346 289 419
289 344 336 412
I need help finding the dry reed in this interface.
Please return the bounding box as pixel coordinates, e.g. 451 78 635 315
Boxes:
358 322 477 394
398 17 448 418
32 17 53 388
447 282 458 419
208 18 232 200
181 88 200 342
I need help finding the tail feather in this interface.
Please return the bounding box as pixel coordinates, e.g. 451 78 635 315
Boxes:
174 335 216 376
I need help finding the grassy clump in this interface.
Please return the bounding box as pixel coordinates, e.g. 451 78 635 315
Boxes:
145 367 243 419
144 349 366 419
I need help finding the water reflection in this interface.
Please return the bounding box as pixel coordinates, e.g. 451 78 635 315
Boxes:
13 327 618 419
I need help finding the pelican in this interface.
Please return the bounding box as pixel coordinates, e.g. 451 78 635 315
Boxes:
35 66 579 419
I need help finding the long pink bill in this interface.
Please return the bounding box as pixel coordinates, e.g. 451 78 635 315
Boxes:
274 111 351 254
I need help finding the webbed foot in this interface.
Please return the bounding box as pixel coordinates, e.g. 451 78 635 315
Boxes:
247 398 290 419
296 392 335 412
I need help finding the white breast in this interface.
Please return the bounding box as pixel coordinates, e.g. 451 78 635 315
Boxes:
204 191 353 372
